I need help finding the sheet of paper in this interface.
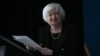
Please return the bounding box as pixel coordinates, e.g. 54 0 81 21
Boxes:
12 35 42 51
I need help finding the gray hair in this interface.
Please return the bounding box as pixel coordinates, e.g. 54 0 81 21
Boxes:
42 3 66 22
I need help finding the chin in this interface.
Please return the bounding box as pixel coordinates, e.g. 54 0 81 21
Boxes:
51 23 58 26
49 21 60 25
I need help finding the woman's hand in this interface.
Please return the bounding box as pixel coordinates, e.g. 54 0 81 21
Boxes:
25 45 53 55
25 45 33 51
25 45 36 52
39 47 53 55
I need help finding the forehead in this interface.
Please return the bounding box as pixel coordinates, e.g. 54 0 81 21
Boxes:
47 8 59 14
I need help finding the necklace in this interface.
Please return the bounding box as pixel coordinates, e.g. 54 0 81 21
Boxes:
50 28 61 40
51 33 61 40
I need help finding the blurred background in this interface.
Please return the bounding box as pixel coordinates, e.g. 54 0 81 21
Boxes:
83 0 100 56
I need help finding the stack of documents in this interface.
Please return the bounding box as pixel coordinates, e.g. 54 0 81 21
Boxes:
12 35 42 51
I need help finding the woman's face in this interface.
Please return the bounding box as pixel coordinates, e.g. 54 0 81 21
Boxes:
46 9 61 26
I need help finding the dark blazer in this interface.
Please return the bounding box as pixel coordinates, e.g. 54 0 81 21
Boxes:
35 22 84 56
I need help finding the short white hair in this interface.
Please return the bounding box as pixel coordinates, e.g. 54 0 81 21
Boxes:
42 3 66 22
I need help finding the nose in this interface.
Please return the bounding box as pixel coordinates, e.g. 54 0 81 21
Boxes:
52 14 56 20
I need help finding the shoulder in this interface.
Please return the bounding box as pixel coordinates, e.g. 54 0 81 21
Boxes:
62 20 76 28
38 25 50 33
62 21 77 31
62 21 80 35
40 25 49 31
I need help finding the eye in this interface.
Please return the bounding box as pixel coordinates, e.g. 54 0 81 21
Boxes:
55 12 59 15
48 13 53 16
48 14 52 16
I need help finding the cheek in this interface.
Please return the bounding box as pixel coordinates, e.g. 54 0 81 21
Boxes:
47 17 52 21
56 15 61 20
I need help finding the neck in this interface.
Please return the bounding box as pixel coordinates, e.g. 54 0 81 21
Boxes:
50 23 62 33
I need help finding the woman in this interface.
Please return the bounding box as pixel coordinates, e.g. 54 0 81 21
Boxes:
26 2 83 56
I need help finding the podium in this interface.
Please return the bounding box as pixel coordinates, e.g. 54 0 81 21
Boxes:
0 36 33 56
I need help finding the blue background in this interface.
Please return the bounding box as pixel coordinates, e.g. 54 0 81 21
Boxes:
83 0 100 56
